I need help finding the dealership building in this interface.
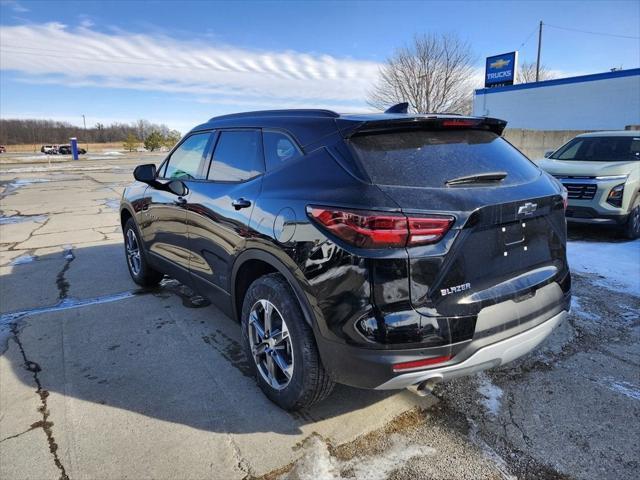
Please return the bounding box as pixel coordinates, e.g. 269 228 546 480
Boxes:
472 67 640 131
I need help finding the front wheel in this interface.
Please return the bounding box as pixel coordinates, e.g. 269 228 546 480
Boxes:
623 197 640 239
241 273 334 410
123 217 163 287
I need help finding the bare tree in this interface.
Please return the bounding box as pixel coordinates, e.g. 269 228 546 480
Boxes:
0 118 179 145
517 61 556 84
368 33 476 114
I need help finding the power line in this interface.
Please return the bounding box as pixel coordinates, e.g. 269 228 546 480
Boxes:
518 25 539 49
545 23 640 40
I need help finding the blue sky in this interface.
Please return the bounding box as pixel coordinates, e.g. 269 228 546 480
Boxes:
1 0 639 133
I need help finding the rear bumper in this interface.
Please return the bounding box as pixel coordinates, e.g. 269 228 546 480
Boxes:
315 282 570 390
376 309 566 389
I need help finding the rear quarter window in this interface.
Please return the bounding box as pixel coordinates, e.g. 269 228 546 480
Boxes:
349 129 540 187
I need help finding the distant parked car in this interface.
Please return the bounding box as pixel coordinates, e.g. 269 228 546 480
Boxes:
58 144 87 155
0 145 6 153
536 131 640 238
41 145 58 154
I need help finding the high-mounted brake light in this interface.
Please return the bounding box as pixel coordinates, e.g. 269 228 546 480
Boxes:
307 207 454 248
441 119 480 128
393 355 453 372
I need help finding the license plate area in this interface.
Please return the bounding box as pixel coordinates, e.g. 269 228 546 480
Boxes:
500 221 527 255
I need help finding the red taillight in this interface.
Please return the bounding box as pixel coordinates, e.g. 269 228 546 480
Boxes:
561 187 569 210
393 355 453 372
307 207 453 248
407 217 454 246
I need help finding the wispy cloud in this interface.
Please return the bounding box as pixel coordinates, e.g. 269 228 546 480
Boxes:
0 0 29 13
0 22 381 111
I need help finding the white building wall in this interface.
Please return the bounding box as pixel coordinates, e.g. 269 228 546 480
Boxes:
473 71 640 131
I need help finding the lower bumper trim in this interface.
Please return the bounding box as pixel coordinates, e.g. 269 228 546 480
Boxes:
375 310 566 390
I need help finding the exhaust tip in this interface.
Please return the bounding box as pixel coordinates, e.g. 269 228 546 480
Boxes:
406 375 443 397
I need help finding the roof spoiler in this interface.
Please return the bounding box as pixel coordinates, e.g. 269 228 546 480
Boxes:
384 102 409 114
339 116 508 137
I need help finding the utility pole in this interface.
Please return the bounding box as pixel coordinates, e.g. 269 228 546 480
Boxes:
82 114 87 152
535 20 543 82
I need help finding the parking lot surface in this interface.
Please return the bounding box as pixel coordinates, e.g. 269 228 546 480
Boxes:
1 152 639 480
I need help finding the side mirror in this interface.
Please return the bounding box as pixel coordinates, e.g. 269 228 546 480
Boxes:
544 150 554 158
133 164 157 183
167 180 188 197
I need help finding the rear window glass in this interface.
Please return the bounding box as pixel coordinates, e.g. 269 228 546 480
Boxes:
349 130 540 187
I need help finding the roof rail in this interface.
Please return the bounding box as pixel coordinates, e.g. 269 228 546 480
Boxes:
208 109 339 122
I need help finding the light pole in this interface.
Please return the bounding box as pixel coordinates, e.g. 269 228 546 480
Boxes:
82 114 87 152
535 21 543 82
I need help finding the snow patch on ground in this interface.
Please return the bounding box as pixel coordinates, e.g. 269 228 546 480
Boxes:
0 214 47 225
567 240 640 296
10 255 37 265
570 295 599 321
100 151 124 156
603 378 640 401
3 165 121 173
282 434 435 480
476 372 503 416
7 178 51 187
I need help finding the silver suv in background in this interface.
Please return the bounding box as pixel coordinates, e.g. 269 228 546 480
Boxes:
535 131 640 238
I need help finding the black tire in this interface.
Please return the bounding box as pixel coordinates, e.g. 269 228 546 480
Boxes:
123 217 163 287
241 273 334 410
623 197 640 239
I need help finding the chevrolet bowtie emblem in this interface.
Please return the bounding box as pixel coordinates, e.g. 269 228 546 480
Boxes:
518 202 538 216
490 58 511 69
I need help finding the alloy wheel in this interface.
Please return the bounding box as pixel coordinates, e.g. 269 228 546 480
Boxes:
248 299 294 390
125 228 142 276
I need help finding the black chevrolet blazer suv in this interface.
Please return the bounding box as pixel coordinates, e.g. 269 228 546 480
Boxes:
120 106 571 410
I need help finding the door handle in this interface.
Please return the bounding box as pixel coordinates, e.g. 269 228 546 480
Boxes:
231 198 251 210
174 196 187 206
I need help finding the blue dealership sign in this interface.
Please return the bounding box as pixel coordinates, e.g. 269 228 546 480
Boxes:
485 51 518 87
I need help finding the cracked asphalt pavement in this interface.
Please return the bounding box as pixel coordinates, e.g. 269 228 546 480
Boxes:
1 153 638 480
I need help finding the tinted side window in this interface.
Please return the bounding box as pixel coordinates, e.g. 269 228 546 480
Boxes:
263 131 302 170
208 130 263 182
349 130 540 188
164 133 212 180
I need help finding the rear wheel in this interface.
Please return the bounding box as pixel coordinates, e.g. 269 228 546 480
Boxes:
241 273 334 410
123 217 163 287
623 197 640 239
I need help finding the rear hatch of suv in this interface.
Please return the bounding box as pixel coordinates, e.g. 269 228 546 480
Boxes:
345 120 569 318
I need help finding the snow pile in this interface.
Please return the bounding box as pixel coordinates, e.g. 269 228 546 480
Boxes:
567 240 640 296
283 434 434 480
476 372 503 416
100 151 124 156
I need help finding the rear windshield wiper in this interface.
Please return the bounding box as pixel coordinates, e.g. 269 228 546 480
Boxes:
445 171 508 186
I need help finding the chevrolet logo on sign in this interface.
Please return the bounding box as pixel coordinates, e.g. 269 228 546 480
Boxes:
489 58 511 69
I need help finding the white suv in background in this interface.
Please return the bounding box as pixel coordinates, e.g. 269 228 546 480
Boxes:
536 131 640 238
